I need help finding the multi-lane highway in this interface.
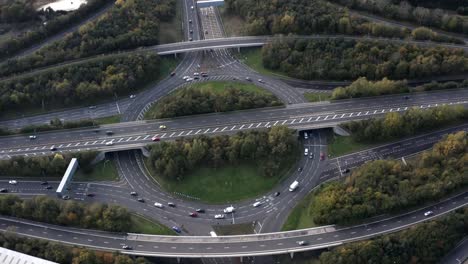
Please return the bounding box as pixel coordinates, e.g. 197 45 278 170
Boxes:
0 89 466 159
0 0 467 262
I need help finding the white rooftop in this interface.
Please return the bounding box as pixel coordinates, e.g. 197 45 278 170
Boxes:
0 247 58 264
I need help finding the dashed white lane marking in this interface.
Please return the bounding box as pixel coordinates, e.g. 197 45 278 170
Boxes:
221 127 227 131
143 135 150 140
231 125 236 130
170 132 176 137
204 128 210 133
178 131 184 136
195 129 202 134
126 137 132 142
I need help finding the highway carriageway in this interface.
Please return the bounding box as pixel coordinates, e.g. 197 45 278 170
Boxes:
0 89 467 158
0 191 466 258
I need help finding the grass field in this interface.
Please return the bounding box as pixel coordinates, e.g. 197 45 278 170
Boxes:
236 48 293 79
74 160 119 182
147 163 287 203
129 214 175 235
282 191 318 231
144 81 276 119
327 133 376 158
304 93 332 103
159 0 183 44
145 147 299 204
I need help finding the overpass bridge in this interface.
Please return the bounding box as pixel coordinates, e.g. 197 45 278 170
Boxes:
0 88 467 158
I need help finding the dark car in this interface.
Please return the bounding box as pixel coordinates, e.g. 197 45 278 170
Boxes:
40 181 48 185
297 167 302 172
189 212 198 217
404 96 410 100
168 202 176 207
137 198 145 203
45 186 53 190
195 208 205 213
0 188 8 193
105 131 114 135
341 168 350 174
172 226 181 233
122 245 132 250
86 193 95 197
274 192 280 197
62 195 70 200
170 71 176 76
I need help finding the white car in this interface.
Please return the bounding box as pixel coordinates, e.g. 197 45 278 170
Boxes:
182 76 190 80
424 211 434 217
105 141 114 146
252 201 263 207
304 148 309 156
154 202 164 208
29 135 37 140
258 79 264 83
304 132 308 139
223 206 235 213
8 180 17 185
129 94 136 99
297 241 307 246
193 72 200 76
186 77 193 82
214 214 225 219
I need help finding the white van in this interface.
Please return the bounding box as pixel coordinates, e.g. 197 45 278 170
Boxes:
252 201 263 207
304 148 309 156
224 206 235 213
154 202 164 208
289 180 299 192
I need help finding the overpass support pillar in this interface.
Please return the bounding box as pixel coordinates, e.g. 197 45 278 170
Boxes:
177 257 180 263
237 47 241 53
239 256 243 262
290 252 294 259
174 53 178 59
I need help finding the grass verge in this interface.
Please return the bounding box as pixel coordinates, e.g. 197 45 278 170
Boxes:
95 115 121 125
74 160 119 182
129 214 175 235
282 191 318 231
304 93 332 103
327 133 377 158
236 47 293 79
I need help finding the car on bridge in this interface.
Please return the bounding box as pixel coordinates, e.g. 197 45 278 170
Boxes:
130 192 138 196
122 245 132 250
152 136 160 142
297 241 308 246
189 212 198 217
252 201 263 207
196 208 205 213
8 180 17 185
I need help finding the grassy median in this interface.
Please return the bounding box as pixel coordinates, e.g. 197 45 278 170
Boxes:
129 214 175 235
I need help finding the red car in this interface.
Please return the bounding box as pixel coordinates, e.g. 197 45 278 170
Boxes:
152 136 160 142
320 152 325 161
189 212 198 217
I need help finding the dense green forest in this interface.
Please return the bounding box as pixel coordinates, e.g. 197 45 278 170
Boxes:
224 0 411 37
0 0 37 23
147 85 282 119
0 0 111 59
0 54 160 114
0 151 97 177
261 39 467 80
0 0 175 76
0 232 150 264
329 0 468 34
318 208 468 264
148 127 299 181
311 131 467 225
332 77 409 99
343 105 468 142
0 195 131 231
